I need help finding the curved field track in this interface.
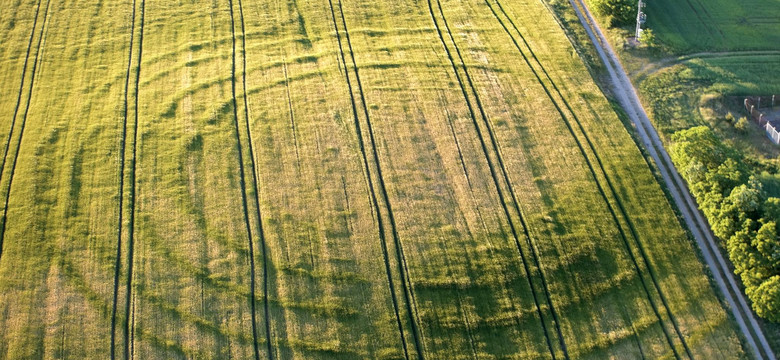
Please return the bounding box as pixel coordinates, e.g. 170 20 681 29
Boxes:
0 0 754 358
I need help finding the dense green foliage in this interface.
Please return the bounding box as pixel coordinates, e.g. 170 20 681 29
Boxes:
638 28 656 48
671 126 780 322
591 0 637 26
638 49 780 348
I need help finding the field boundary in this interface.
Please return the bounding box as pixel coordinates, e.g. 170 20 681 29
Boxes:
633 51 780 82
486 1 692 357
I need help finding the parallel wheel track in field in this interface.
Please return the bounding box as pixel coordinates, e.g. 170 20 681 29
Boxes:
0 0 50 263
130 292 137 359
444 111 475 192
110 0 140 357
327 0 425 358
485 0 692 358
441 92 549 355
486 1 692 358
227 0 274 358
237 0 275 356
0 0 44 199
435 219 478 358
121 0 146 358
681 0 725 40
281 54 302 170
690 0 725 39
334 2 428 354
426 1 566 358
447 107 544 358
445 104 546 357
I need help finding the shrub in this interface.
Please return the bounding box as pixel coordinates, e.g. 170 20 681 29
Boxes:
725 112 735 124
735 116 750 133
639 28 656 48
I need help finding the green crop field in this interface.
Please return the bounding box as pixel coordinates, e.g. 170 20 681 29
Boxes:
0 0 751 358
644 0 780 53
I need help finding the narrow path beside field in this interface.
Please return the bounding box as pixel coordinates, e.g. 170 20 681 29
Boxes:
568 0 777 359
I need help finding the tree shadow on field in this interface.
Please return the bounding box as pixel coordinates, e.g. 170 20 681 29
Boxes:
66 147 84 218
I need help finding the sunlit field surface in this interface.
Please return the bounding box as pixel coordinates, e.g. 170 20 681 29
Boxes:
0 0 747 358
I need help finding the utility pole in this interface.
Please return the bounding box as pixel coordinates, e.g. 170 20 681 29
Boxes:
636 0 647 40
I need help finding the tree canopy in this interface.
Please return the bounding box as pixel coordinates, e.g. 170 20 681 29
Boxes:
592 0 638 26
671 126 780 322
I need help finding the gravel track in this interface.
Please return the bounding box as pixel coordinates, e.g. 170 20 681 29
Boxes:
569 0 777 358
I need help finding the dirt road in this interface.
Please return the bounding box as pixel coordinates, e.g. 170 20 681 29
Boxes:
567 0 777 358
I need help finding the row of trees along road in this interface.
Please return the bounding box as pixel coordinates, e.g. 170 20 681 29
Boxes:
671 126 780 322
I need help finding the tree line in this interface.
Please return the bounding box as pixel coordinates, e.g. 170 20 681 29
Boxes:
671 126 780 322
